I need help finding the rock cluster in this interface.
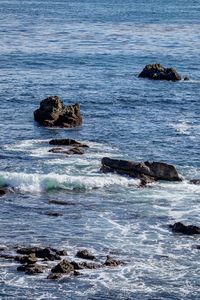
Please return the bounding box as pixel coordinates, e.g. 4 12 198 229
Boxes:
169 222 200 235
138 64 183 81
34 96 82 128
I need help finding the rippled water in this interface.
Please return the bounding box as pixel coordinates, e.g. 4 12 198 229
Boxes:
0 1 200 299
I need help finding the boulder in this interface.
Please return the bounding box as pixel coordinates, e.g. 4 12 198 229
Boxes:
70 261 102 270
48 147 85 155
76 249 96 260
34 96 82 128
138 64 182 81
16 246 67 260
101 157 182 182
17 264 44 275
49 139 89 148
169 222 200 235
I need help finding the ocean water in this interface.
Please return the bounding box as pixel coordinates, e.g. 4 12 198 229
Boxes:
0 0 200 299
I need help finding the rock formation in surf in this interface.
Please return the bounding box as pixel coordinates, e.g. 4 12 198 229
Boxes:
138 64 184 81
34 96 82 128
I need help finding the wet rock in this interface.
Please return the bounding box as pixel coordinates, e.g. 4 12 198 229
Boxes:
34 96 82 128
0 253 17 260
0 188 6 196
169 222 200 235
51 260 74 273
49 138 88 148
101 157 182 182
104 256 125 267
76 249 96 260
71 261 102 270
65 147 85 155
190 179 200 185
25 264 44 275
138 64 182 81
48 147 64 153
16 246 41 255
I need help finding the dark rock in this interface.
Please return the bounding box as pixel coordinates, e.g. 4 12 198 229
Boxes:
49 139 89 148
34 96 82 128
195 245 200 250
51 260 74 273
138 64 182 81
16 246 64 260
169 222 200 235
76 249 96 260
74 270 82 276
0 188 6 196
184 76 189 81
48 147 64 153
25 264 44 275
71 261 102 270
35 247 61 261
65 147 85 155
0 253 17 260
47 273 63 280
49 200 76 206
56 250 68 256
190 179 200 185
17 254 37 265
17 265 26 272
104 256 125 267
46 212 63 217
101 157 182 182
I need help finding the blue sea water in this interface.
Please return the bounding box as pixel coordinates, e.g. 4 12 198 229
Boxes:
0 0 200 299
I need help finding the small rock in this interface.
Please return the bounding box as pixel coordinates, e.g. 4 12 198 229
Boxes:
169 222 200 235
49 200 76 206
47 273 63 280
138 64 182 81
76 249 96 260
48 147 64 153
104 255 125 267
17 254 37 265
16 247 41 255
70 261 102 270
46 212 63 217
49 139 88 148
0 188 6 197
25 264 44 275
36 247 61 261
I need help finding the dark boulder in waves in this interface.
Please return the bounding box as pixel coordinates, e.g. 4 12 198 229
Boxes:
138 64 183 81
49 138 88 148
169 222 200 235
34 96 82 128
101 157 182 185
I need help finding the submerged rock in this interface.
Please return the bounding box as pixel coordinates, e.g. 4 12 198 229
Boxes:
169 222 200 235
34 96 82 128
46 211 63 217
71 261 102 270
49 146 85 155
16 246 67 260
101 157 182 183
49 138 88 148
76 249 96 260
138 64 182 81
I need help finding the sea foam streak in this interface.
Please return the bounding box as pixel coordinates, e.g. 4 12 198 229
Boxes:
0 171 139 193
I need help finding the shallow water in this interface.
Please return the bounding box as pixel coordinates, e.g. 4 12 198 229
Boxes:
0 0 200 299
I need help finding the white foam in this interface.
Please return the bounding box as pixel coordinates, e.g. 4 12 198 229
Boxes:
0 171 140 193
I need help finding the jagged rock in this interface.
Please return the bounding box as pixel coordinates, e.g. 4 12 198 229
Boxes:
104 256 125 267
17 263 44 275
169 222 200 235
34 96 82 128
0 253 17 260
49 139 88 148
101 157 182 182
76 249 96 260
138 64 182 81
16 246 41 255
51 260 74 273
190 179 200 185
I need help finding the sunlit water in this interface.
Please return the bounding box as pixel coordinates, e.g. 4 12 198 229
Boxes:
0 1 200 299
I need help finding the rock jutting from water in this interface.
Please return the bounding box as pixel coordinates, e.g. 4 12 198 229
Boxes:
169 222 200 235
101 157 182 185
34 96 82 128
138 64 185 81
49 138 89 148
